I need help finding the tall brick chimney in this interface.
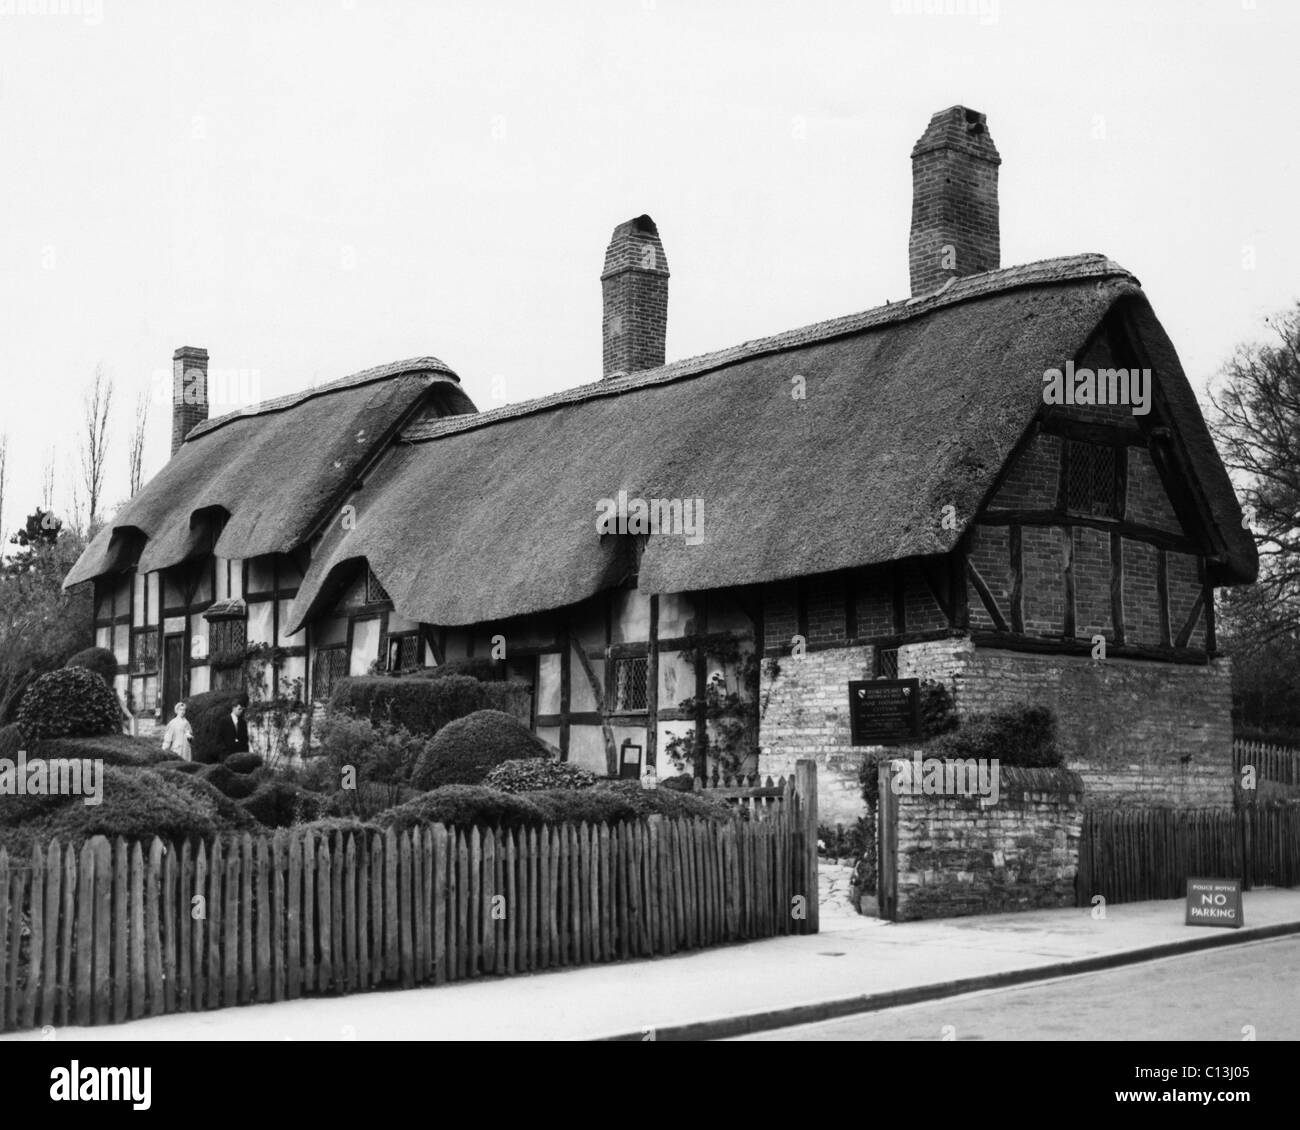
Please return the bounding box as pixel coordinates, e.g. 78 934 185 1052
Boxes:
171 346 209 455
601 215 669 377
909 106 1000 296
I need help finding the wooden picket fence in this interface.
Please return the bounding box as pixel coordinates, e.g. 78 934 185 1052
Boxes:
1233 739 1300 788
1076 804 1300 906
0 763 819 1032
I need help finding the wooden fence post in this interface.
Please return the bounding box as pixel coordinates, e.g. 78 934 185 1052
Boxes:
876 759 898 922
794 759 819 933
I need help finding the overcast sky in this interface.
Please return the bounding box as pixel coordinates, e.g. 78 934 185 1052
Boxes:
1 0 1297 544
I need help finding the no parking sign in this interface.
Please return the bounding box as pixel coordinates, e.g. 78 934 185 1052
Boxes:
1185 878 1244 929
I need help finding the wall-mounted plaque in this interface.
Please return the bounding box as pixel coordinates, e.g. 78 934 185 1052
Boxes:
849 678 921 746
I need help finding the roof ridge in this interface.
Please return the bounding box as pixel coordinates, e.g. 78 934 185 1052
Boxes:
402 254 1136 445
187 355 460 441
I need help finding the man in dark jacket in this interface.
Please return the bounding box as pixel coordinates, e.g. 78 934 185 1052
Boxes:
215 696 250 761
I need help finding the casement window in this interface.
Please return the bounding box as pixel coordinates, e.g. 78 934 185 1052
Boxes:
875 646 899 680
312 646 349 701
130 629 159 674
1063 439 1123 520
209 617 248 657
386 633 420 672
607 655 649 714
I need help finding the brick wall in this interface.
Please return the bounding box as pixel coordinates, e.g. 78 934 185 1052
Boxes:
759 645 874 826
1127 447 1179 530
885 764 1084 920
901 637 1233 806
989 431 1060 509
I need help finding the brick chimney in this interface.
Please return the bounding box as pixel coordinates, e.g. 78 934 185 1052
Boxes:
909 106 1000 296
601 215 669 377
172 346 209 455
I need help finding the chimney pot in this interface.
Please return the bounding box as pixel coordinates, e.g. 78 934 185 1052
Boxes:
601 214 669 377
908 106 1001 296
171 346 209 455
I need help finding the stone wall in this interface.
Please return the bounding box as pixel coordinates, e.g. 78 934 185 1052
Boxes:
886 763 1084 921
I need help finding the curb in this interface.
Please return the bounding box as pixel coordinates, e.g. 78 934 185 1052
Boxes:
597 919 1300 1041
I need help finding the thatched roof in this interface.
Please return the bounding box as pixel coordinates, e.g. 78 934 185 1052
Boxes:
287 254 1257 632
65 358 474 587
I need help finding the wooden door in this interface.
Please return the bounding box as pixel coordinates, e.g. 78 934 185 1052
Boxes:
162 635 185 719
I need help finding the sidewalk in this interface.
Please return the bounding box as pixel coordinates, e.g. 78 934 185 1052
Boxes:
6 880 1299 1042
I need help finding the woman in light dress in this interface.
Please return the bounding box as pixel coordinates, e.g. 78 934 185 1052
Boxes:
161 701 195 761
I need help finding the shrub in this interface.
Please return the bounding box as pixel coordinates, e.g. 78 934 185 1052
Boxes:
45 766 220 843
31 733 175 769
156 767 264 832
325 783 421 820
593 780 739 822
198 762 260 800
223 752 265 775
184 690 244 763
164 759 205 775
376 786 546 832
317 714 425 785
65 647 120 686
329 674 530 736
658 773 696 793
410 710 552 790
484 759 598 793
408 658 504 682
525 789 639 826
16 666 123 740
0 722 25 758
240 779 325 828
924 705 1060 768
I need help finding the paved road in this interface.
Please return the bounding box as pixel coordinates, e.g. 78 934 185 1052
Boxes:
738 937 1300 1041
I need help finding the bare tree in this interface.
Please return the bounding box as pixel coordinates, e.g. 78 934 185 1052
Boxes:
0 432 8 548
128 390 151 496
76 363 114 537
41 447 55 511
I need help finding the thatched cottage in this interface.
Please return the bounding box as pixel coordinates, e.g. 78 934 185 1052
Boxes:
66 107 1256 823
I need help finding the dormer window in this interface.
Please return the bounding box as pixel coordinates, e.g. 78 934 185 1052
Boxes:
1062 439 1123 520
366 567 391 604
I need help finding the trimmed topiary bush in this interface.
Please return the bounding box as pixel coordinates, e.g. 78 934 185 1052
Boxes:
156 767 264 831
593 780 739 822
32 733 175 768
329 674 530 736
240 779 325 828
16 666 124 740
184 690 243 763
409 658 505 682
44 766 220 843
410 710 553 790
484 759 598 793
223 752 264 775
376 786 547 832
65 646 120 686
197 762 259 800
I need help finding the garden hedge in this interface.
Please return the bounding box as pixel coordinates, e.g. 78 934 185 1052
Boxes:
409 709 552 790
328 674 529 736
